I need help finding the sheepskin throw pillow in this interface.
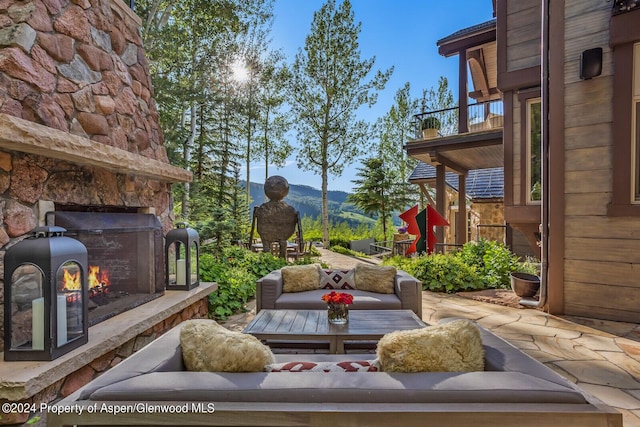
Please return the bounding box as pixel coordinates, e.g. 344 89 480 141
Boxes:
180 319 275 372
320 269 355 289
376 319 484 372
354 264 397 294
281 264 321 292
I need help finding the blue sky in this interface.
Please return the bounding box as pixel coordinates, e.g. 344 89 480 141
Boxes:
250 0 494 193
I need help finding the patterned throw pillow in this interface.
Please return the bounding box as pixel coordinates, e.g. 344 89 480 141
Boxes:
320 269 355 289
265 360 378 372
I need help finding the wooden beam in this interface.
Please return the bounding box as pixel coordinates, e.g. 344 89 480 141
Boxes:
457 173 468 245
459 53 469 134
436 164 446 249
418 183 436 207
434 153 469 175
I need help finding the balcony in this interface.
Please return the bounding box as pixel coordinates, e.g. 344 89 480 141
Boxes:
406 99 503 173
612 0 639 15
413 99 503 140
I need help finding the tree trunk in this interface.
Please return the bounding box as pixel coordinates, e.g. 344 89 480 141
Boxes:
321 165 330 249
182 103 197 219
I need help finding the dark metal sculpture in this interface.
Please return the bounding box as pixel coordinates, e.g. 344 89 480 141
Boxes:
253 176 300 259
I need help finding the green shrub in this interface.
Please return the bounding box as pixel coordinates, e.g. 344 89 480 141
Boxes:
385 239 530 293
200 247 291 320
456 239 521 289
329 238 351 248
207 266 255 319
386 254 482 293
421 116 441 130
331 245 368 258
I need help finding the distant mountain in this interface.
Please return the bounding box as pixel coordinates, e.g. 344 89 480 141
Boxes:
245 181 375 227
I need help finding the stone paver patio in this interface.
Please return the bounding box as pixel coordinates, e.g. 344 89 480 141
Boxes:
223 248 640 427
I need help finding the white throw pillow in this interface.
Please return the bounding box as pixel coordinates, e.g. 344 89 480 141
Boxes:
180 319 275 372
354 264 396 294
376 318 484 372
281 264 321 292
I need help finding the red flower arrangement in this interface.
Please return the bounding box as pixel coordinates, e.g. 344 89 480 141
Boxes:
321 291 354 305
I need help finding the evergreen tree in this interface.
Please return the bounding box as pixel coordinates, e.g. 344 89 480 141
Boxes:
287 0 392 248
375 82 420 215
349 158 411 242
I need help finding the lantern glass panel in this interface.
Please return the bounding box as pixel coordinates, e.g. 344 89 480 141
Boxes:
189 241 198 285
56 261 85 346
167 242 188 287
10 264 44 350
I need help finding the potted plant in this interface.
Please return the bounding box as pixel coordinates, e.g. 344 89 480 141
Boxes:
421 116 440 139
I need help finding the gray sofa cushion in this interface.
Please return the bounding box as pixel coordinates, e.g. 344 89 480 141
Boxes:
88 371 586 404
274 289 402 310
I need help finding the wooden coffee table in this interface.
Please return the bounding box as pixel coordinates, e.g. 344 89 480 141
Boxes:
243 309 427 354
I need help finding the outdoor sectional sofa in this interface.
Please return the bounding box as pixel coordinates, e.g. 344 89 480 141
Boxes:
256 264 423 318
47 320 622 427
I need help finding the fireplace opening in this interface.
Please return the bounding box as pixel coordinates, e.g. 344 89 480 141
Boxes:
46 210 164 326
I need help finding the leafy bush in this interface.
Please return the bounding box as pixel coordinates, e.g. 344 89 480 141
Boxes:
384 239 533 293
456 239 521 288
207 266 256 319
200 246 290 320
329 238 351 248
331 245 368 258
385 254 482 293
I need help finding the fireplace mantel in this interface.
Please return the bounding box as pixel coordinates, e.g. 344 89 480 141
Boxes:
0 114 191 183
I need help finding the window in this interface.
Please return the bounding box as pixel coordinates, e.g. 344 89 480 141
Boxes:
634 43 640 202
609 10 640 215
526 98 542 204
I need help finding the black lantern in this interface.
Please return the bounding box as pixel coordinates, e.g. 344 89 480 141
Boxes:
165 222 199 290
4 227 88 361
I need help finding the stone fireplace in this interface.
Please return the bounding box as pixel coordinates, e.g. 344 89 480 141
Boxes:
0 0 206 422
0 0 192 352
46 210 165 326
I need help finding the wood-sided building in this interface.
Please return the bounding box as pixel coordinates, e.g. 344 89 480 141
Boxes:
498 0 640 322
408 0 640 322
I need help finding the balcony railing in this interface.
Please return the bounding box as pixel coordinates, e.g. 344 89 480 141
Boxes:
413 99 503 140
612 0 639 15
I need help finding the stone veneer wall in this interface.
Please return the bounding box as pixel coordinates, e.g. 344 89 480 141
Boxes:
470 201 505 242
0 0 165 159
2 298 208 425
0 0 175 347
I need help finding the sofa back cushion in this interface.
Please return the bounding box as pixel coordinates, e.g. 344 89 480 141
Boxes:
354 264 397 294
180 319 275 372
320 269 355 289
281 264 321 292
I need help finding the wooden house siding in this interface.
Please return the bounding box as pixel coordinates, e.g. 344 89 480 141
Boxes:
505 1 540 72
497 0 639 321
511 92 522 205
561 0 639 322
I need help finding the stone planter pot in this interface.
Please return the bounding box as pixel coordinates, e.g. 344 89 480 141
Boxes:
510 272 540 298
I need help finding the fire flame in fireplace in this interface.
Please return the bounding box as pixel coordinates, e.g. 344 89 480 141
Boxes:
88 265 110 290
62 265 110 304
